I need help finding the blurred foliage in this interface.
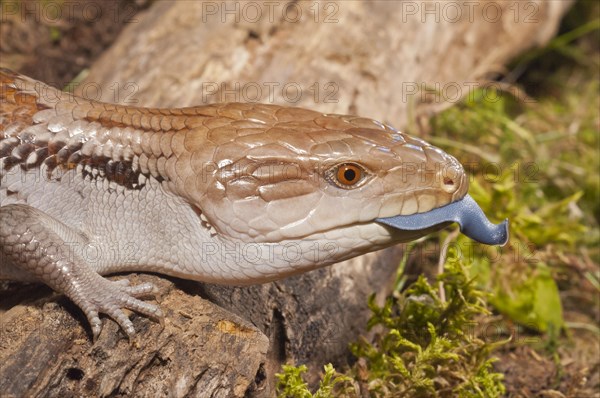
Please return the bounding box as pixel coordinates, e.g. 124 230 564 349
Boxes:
425 17 599 334
421 1 599 339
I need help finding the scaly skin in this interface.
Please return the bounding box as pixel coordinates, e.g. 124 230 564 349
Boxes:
0 69 468 338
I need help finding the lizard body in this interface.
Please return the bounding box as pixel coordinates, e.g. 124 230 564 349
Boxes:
0 69 506 338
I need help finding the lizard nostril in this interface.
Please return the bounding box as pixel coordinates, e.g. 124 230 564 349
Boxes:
438 164 462 194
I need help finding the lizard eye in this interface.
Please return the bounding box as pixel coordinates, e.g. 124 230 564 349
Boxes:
326 163 366 189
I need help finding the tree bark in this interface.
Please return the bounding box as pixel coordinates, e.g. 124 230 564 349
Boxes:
0 276 270 397
1 1 573 396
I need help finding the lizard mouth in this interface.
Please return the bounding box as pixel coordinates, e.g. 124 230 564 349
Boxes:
376 194 509 246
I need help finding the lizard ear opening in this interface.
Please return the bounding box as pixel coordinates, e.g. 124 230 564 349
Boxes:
190 204 218 236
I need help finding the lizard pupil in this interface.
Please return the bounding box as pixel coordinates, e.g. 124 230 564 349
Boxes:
344 169 356 181
335 163 363 187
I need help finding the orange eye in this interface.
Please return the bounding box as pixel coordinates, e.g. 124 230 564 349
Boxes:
336 163 363 186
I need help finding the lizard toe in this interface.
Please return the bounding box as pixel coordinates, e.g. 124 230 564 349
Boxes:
103 304 136 339
87 310 103 341
118 281 159 297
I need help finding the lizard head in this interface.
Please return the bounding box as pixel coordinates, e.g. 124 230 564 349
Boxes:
174 104 507 274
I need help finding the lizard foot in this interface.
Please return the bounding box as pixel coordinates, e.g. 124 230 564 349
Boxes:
71 276 164 340
1 204 164 340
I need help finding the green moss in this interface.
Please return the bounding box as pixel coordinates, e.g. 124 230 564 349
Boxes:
276 364 355 398
350 256 505 398
276 257 505 397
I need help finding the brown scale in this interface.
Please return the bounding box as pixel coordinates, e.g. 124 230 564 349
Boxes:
0 68 47 131
0 69 158 190
0 129 150 190
54 138 152 190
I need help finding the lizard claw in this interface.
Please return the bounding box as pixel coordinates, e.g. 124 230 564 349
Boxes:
73 277 163 340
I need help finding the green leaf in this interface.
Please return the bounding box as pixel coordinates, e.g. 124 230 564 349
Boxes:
490 263 563 333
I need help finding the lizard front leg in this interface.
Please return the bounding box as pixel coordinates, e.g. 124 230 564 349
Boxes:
0 204 163 339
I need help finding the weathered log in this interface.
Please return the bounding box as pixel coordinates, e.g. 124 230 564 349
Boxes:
79 0 573 127
1 1 573 396
0 276 270 397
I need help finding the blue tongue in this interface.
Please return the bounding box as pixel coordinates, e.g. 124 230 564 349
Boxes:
375 194 509 246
